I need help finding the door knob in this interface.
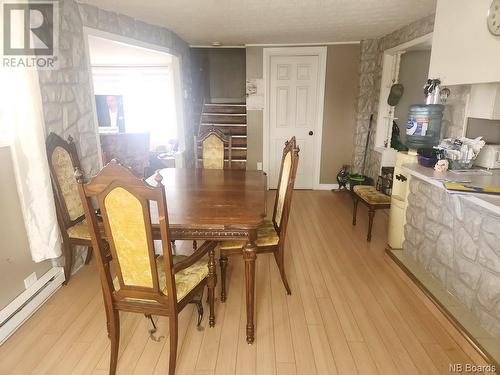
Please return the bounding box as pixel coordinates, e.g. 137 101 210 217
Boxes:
308 131 314 136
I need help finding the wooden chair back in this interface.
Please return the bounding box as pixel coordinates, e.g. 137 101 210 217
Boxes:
100 133 150 177
272 137 300 239
46 132 85 230
76 160 176 307
194 127 232 169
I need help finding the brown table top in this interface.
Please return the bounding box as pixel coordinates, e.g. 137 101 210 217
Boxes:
151 168 267 230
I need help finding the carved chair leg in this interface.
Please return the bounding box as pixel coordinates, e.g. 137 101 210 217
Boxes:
352 197 359 226
62 241 73 285
208 246 217 327
171 240 177 255
193 240 197 251
219 255 228 302
84 246 93 265
168 314 179 375
145 314 165 342
194 300 204 328
188 291 205 330
109 309 120 375
367 209 375 242
274 250 291 295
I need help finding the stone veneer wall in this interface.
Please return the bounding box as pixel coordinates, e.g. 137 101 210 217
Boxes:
352 14 435 181
404 178 500 338
37 0 193 271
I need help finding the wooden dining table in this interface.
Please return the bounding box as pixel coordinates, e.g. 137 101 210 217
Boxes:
153 167 267 344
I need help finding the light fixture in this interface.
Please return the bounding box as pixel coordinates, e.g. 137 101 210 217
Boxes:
211 42 221 47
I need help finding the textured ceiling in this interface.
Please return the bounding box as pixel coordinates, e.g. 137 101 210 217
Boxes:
80 0 436 45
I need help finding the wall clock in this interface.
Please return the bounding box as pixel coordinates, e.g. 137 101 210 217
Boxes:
487 0 500 36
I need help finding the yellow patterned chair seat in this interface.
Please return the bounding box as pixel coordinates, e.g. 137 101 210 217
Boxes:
113 255 208 302
66 219 91 240
353 185 391 205
217 220 279 251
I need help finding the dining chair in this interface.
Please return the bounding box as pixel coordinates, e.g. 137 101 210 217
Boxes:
217 137 300 301
194 127 232 169
46 132 93 284
192 127 233 252
75 160 217 375
100 132 150 177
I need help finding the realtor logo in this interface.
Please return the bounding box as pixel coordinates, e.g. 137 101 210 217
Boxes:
2 1 58 68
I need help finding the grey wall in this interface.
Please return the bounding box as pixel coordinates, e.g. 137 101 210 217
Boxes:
245 45 360 185
352 14 435 182
207 49 246 103
394 50 431 144
0 147 52 310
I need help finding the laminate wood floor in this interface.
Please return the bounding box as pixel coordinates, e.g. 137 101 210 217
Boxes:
0 191 489 374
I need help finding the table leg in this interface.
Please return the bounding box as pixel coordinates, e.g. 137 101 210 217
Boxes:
208 245 217 327
243 229 257 344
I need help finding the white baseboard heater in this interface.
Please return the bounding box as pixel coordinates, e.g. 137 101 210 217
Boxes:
0 267 65 345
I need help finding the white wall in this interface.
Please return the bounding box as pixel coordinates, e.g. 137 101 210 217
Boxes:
0 147 52 310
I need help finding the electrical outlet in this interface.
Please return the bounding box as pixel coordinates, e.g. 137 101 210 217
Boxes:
24 272 37 289
257 162 263 171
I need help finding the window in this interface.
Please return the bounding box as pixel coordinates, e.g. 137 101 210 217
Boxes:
91 66 178 151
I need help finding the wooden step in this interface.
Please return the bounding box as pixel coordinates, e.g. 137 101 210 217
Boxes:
204 103 246 114
201 113 246 124
199 124 247 136
230 137 247 147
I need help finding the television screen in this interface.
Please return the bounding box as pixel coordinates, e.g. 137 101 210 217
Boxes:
95 95 125 133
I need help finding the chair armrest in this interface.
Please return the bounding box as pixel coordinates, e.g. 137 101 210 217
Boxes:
173 241 216 273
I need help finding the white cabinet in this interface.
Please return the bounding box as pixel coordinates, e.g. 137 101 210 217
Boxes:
468 83 500 120
387 152 417 249
429 0 500 85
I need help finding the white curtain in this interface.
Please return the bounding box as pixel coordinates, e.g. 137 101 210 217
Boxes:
0 67 62 262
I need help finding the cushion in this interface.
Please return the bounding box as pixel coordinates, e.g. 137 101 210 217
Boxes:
218 220 279 251
353 185 391 205
275 151 292 226
202 134 224 169
51 146 84 221
67 220 91 240
113 255 208 302
105 187 153 288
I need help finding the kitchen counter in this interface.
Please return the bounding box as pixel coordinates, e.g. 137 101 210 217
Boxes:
402 163 500 215
399 164 500 344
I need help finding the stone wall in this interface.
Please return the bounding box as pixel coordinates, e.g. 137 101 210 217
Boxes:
38 0 100 176
404 178 500 338
38 0 193 176
352 14 435 181
77 2 194 167
38 0 193 271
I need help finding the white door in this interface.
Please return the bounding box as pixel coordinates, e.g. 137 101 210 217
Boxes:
268 53 322 189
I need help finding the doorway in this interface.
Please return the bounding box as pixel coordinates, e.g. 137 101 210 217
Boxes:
263 47 327 189
374 33 433 163
84 30 185 172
